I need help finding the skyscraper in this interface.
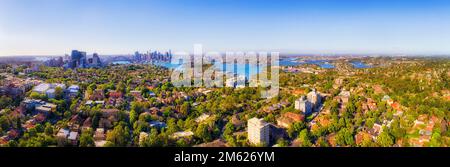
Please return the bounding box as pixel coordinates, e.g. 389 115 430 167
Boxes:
79 51 87 68
70 50 87 68
92 53 101 67
57 57 64 66
134 51 142 62
70 50 81 68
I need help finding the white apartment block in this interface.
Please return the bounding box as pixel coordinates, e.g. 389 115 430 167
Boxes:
295 96 312 114
247 117 270 146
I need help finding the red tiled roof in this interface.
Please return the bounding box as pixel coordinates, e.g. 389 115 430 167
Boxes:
83 117 93 128
445 95 450 101
0 138 8 145
430 116 440 124
15 106 26 114
327 133 337 147
291 89 306 96
100 109 120 113
355 131 372 145
23 123 35 130
284 112 304 122
419 135 431 141
35 113 46 123
109 91 123 99
391 102 402 111
418 114 428 121
7 130 19 139
69 115 80 123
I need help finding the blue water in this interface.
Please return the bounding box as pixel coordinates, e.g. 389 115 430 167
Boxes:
279 59 301 66
150 58 340 82
280 59 335 69
113 59 370 71
155 58 337 78
111 60 131 65
351 61 372 68
217 62 259 79
154 61 259 79
153 61 181 69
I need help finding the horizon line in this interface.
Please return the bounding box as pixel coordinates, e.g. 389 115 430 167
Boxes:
1 52 450 58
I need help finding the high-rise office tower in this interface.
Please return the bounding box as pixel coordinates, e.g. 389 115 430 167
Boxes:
92 53 101 67
70 50 88 68
134 51 142 62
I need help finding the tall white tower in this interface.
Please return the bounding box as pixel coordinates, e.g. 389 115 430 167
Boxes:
247 117 270 146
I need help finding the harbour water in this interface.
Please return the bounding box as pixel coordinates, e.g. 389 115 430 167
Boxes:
279 59 335 69
154 58 335 79
111 60 132 65
112 58 371 78
350 61 372 68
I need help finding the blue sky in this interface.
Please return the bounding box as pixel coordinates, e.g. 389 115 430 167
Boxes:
1 0 450 56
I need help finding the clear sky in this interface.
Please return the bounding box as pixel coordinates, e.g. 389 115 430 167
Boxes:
1 0 450 56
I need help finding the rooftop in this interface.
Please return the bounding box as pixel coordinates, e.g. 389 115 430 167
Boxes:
68 132 78 140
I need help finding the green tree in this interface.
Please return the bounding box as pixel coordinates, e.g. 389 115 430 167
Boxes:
287 122 306 139
54 86 64 100
166 118 179 135
44 122 54 136
377 130 394 147
276 138 289 147
80 130 95 147
336 128 355 146
195 124 211 143
389 119 406 140
0 96 13 109
429 131 442 147
129 110 138 127
180 102 190 116
315 137 330 147
106 124 130 147
330 100 339 115
30 92 42 99
223 122 234 140
144 128 161 147
176 139 189 147
298 129 312 147
116 82 126 93
0 116 10 131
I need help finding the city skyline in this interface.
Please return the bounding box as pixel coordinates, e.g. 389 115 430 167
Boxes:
1 0 450 56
